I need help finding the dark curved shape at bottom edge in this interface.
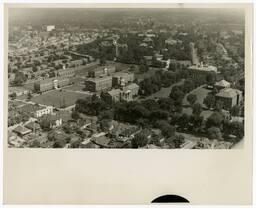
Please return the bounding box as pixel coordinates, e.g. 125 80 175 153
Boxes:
152 194 190 203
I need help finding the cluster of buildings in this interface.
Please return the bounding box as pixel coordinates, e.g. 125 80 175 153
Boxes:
84 66 139 102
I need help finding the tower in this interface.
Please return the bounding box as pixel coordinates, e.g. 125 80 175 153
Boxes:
113 39 119 57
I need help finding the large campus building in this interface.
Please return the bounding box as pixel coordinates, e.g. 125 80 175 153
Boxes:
19 104 54 118
215 88 243 110
107 83 139 102
112 72 134 87
187 63 218 78
34 77 70 92
88 65 116 78
84 76 113 92
55 68 75 77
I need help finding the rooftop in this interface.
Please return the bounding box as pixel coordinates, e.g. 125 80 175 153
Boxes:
123 83 139 91
216 88 242 98
13 125 32 135
188 63 217 73
215 79 230 87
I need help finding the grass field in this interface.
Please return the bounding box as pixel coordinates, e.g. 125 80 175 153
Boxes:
63 83 85 91
182 107 213 120
183 86 211 107
32 90 90 108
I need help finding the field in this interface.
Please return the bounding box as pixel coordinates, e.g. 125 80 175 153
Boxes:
183 86 211 107
63 83 85 91
182 107 213 120
31 90 90 108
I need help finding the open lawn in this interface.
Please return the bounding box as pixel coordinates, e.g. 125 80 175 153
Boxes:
141 79 184 100
182 107 213 120
63 83 85 91
183 86 211 107
32 90 90 108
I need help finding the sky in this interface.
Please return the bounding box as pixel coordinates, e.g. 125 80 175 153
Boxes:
8 7 245 26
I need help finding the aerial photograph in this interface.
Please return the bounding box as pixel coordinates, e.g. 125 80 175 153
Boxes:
7 7 245 149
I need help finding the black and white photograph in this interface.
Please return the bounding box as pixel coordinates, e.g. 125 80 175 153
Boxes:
7 6 245 149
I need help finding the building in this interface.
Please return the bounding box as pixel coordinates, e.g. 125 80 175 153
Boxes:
122 83 139 100
88 65 116 78
107 89 122 102
214 79 231 90
107 83 139 102
25 121 41 132
165 38 178 45
112 72 134 87
215 88 243 110
20 104 54 118
55 68 75 78
85 76 112 92
143 56 153 66
40 114 63 128
188 63 217 78
9 87 29 97
34 77 70 92
46 25 55 32
169 59 192 68
13 126 32 136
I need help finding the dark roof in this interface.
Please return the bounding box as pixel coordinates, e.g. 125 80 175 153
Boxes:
13 126 32 135
91 136 110 147
25 121 41 130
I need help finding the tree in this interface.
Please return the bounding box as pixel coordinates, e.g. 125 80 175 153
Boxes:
206 112 223 128
27 92 32 100
39 117 51 131
99 56 106 65
32 66 38 72
206 72 216 85
71 110 80 120
204 94 215 109
177 113 190 130
168 62 177 71
131 131 149 148
13 72 27 86
230 105 240 117
187 94 197 106
169 86 185 105
100 119 113 131
192 103 202 116
53 137 66 148
172 135 185 148
229 121 244 140
10 92 17 100
162 124 176 138
189 114 203 131
183 79 195 93
207 127 222 140
138 63 149 73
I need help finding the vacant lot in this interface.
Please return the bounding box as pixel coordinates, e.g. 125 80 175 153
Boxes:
32 90 90 108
